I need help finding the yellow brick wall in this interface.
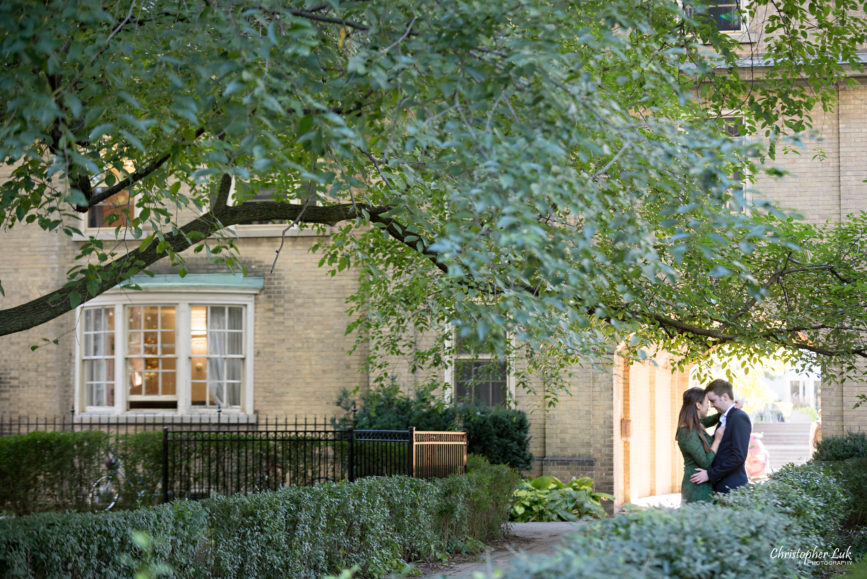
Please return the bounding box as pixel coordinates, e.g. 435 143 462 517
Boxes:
0 218 365 419
0 220 77 415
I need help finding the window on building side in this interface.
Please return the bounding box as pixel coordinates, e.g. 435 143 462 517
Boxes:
452 333 509 408
82 308 116 408
87 188 133 229
706 0 741 31
190 305 244 408
127 306 178 409
86 161 136 230
76 282 257 415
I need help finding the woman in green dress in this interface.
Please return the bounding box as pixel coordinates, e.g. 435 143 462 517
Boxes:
677 387 725 503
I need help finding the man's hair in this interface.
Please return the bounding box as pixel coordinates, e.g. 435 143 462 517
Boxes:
705 378 734 399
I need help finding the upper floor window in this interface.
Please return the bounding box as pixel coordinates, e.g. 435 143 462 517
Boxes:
685 0 745 34
706 0 741 31
86 160 137 230
87 188 133 229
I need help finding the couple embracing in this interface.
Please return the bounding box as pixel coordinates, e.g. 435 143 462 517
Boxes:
677 379 751 503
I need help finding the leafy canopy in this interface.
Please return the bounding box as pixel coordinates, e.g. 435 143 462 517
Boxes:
1 0 867 396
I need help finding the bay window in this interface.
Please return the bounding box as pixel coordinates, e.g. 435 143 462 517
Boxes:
74 275 261 415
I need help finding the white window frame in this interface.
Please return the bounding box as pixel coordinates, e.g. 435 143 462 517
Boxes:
720 112 753 208
74 288 257 416
443 332 515 408
682 0 751 41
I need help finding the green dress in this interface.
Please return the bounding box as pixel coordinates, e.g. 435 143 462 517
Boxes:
677 414 721 503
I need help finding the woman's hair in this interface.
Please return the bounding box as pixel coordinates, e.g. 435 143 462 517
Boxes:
678 387 711 453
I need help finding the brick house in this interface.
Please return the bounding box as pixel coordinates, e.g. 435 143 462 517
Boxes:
2 6 866 506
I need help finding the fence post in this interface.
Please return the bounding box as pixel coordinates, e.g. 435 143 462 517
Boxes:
347 428 355 482
408 426 415 478
162 427 169 504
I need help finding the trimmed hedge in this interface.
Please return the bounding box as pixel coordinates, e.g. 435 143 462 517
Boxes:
0 457 520 578
504 460 859 577
717 462 852 549
460 406 533 471
0 430 163 515
813 431 867 462
505 503 808 578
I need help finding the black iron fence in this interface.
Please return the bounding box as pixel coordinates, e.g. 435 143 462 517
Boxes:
0 416 467 514
161 428 418 501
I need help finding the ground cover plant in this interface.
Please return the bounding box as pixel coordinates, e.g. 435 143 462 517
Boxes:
511 475 611 522
0 457 519 577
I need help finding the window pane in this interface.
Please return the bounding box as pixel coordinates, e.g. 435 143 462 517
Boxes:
191 357 207 383
226 383 241 407
191 381 207 405
162 370 176 396
211 307 226 330
144 372 159 395
87 383 104 407
208 330 227 355
143 332 159 355
128 332 142 356
84 308 96 330
128 307 141 330
227 332 243 355
160 307 176 329
208 383 224 407
143 307 160 329
128 359 143 395
228 307 243 330
226 359 242 382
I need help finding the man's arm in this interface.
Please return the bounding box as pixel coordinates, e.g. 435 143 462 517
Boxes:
700 413 720 428
706 411 751 484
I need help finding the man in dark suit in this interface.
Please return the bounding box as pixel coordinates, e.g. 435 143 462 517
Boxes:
689 379 751 493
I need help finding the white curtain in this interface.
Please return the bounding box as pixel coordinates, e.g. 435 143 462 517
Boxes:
207 307 226 407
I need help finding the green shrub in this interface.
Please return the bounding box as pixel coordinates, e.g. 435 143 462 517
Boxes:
511 475 611 522
0 430 165 515
0 501 209 578
434 456 521 549
458 405 533 470
334 383 457 431
335 384 534 470
813 431 867 461
823 457 867 529
504 504 809 578
0 460 519 578
717 462 851 549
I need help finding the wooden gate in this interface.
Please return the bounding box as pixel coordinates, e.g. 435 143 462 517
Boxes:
410 429 467 478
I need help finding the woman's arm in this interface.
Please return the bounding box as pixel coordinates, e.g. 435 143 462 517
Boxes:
677 428 716 469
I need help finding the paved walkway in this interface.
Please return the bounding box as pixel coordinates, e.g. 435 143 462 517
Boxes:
416 522 587 578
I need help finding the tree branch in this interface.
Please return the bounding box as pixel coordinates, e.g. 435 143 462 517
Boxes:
0 202 387 337
289 9 369 31
76 127 207 211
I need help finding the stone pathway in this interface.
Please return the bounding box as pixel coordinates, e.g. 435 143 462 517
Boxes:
415 521 587 579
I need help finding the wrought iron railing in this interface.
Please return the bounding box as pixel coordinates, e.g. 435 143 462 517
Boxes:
0 415 467 514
